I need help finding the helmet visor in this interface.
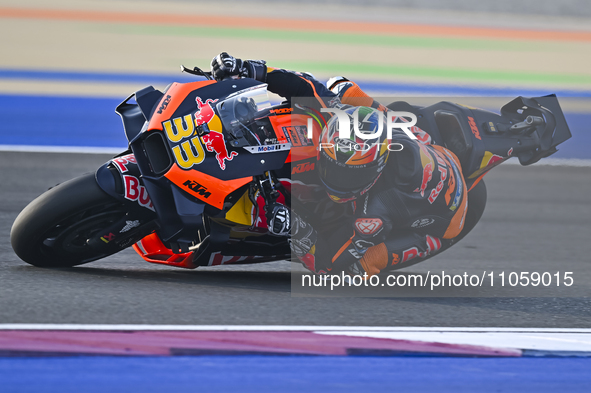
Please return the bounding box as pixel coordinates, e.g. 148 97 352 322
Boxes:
318 160 380 192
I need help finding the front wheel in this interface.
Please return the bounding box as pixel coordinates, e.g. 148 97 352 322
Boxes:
11 173 152 267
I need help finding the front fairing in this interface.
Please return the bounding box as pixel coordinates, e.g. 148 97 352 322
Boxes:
137 79 290 210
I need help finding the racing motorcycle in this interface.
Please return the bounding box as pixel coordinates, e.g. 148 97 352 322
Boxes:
10 66 572 270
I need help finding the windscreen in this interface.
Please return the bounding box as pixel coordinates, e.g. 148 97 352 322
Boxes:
216 84 273 147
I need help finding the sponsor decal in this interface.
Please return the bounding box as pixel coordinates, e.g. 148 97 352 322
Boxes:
194 97 219 126
207 252 306 269
156 95 171 114
401 235 442 263
201 130 238 170
283 125 312 147
259 145 278 152
291 162 315 174
360 175 381 198
116 237 137 249
479 151 505 171
123 175 155 211
270 108 292 115
354 239 374 250
411 218 435 229
334 137 358 151
414 162 433 197
163 114 207 169
208 253 256 266
183 180 211 198
414 143 434 197
100 232 115 244
172 136 207 169
120 220 140 233
449 163 463 211
426 235 442 252
444 166 456 206
328 193 356 203
428 153 448 204
349 238 373 258
354 218 383 235
348 247 363 259
244 143 291 154
391 253 400 265
508 147 514 156
401 247 419 263
411 126 432 145
111 154 137 173
164 114 196 143
162 96 238 171
468 117 482 140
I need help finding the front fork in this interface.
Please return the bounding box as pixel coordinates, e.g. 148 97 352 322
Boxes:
253 171 288 226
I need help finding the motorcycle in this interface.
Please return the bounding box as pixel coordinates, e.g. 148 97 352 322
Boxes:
10 66 572 270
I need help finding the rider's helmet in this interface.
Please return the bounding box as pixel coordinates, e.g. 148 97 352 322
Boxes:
317 106 389 203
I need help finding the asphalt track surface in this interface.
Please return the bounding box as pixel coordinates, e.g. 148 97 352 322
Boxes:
1 151 590 326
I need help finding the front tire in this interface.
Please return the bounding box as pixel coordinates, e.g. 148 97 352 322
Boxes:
11 173 141 267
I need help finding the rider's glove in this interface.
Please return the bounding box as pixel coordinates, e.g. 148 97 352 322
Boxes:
211 52 267 82
266 203 291 236
211 52 248 81
289 212 329 274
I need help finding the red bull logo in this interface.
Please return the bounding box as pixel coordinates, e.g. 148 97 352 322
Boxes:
414 162 433 197
194 96 238 170
194 97 219 125
483 151 504 167
163 96 238 171
201 130 238 170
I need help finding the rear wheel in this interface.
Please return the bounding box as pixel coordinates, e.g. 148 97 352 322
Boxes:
11 173 151 267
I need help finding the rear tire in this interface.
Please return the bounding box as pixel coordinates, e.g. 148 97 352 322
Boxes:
11 173 139 267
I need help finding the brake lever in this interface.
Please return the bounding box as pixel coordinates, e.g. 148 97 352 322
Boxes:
180 65 213 80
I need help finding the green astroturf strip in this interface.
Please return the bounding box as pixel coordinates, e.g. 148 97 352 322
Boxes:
278 61 591 86
105 24 551 52
98 24 589 86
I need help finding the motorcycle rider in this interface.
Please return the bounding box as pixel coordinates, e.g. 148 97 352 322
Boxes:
211 52 486 276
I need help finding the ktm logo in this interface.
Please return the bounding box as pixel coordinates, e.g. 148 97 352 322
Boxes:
468 117 482 140
183 180 211 198
292 162 315 174
157 95 172 114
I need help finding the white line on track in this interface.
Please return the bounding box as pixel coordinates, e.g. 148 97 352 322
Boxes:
0 145 124 154
1 324 591 332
